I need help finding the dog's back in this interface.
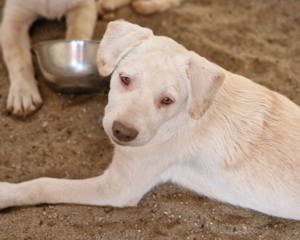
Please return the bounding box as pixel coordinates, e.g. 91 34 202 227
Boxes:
182 72 300 219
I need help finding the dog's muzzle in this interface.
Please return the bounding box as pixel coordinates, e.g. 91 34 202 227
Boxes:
112 121 139 142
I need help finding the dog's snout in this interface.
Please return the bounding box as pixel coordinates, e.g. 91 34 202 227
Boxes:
112 121 138 142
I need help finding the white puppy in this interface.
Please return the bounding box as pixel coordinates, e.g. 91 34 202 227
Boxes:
0 0 97 116
0 20 299 220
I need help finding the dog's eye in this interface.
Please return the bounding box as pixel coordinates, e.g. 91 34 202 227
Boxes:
120 74 130 86
161 97 174 105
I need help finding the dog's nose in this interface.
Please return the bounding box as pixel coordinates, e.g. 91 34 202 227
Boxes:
112 121 138 142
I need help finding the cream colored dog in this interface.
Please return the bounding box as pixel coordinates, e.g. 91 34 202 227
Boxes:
0 0 183 117
0 20 299 220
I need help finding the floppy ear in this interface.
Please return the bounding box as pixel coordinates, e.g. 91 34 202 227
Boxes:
97 20 154 76
186 51 225 119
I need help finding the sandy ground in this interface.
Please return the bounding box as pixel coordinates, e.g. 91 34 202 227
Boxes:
0 0 300 239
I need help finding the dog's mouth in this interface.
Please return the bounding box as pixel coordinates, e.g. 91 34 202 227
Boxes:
111 135 149 147
111 137 136 147
112 138 128 146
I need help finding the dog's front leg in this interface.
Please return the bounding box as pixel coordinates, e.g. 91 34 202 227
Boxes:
0 150 164 209
66 0 97 40
1 6 42 116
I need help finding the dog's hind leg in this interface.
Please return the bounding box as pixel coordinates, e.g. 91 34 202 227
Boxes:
132 0 183 15
1 4 42 117
66 0 97 40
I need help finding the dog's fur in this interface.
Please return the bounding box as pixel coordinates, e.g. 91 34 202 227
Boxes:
0 0 183 117
0 20 299 220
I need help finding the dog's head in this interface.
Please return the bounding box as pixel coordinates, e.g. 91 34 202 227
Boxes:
98 20 224 147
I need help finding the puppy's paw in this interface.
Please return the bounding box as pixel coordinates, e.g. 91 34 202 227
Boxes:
0 182 15 210
100 0 129 12
132 0 158 15
132 0 181 15
6 81 43 117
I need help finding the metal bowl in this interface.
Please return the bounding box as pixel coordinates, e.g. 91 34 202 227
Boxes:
32 40 109 94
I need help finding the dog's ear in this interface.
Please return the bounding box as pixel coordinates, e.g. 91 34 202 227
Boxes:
97 20 154 76
186 51 225 120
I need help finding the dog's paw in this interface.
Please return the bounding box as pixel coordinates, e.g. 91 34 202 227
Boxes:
6 81 43 117
0 182 15 210
99 0 128 12
132 0 157 15
132 0 181 15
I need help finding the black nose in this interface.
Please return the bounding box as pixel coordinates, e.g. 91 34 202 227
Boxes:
112 121 138 142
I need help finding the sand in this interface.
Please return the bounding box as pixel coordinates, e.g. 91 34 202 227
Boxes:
0 0 300 239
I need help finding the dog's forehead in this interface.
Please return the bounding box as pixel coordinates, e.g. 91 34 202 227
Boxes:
116 36 187 91
120 36 187 74
150 35 185 48
120 51 182 89
139 36 186 56
123 36 184 60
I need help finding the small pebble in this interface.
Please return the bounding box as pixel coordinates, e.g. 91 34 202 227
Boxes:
42 121 48 128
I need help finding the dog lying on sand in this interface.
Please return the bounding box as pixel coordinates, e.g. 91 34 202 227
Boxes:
0 20 299 220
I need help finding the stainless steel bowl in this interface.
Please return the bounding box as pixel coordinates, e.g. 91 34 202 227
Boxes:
32 40 109 93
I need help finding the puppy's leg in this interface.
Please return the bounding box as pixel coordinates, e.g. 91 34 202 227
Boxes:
0 152 165 209
1 8 42 116
132 0 183 15
66 0 97 40
97 0 131 13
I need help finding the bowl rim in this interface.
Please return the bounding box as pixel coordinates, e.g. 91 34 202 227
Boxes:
32 39 100 50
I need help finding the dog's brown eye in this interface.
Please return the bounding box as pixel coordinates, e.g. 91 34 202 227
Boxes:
161 97 174 105
120 74 130 86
